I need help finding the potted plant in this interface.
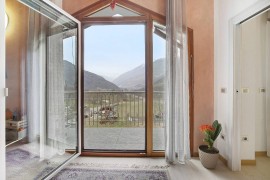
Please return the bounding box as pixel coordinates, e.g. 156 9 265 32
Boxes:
198 120 222 169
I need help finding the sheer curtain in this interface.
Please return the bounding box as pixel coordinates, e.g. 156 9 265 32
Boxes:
165 0 190 164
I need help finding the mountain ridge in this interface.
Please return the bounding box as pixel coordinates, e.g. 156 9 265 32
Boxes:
113 58 165 91
64 60 120 91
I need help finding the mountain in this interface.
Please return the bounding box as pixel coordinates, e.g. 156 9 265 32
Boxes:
102 75 115 82
113 64 145 90
113 58 165 91
153 58 166 91
64 60 120 91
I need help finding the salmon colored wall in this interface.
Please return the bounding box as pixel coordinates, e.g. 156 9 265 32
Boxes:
63 0 99 14
128 0 165 16
63 0 165 15
5 0 28 117
62 0 214 154
186 0 214 153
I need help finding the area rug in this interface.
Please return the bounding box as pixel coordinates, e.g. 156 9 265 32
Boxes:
6 148 42 179
6 148 39 167
47 161 170 170
37 167 169 180
47 156 170 170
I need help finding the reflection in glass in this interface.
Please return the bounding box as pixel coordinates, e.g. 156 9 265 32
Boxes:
5 0 78 179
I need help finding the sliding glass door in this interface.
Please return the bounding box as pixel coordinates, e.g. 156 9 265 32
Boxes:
5 0 80 179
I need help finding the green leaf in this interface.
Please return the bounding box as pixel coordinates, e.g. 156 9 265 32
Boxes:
212 121 222 141
212 120 219 129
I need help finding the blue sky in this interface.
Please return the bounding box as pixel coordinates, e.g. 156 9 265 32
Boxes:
64 24 165 80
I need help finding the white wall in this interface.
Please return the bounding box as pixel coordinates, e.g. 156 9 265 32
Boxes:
214 0 268 169
0 0 6 178
240 13 267 160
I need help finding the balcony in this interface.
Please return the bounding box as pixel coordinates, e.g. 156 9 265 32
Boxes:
65 91 165 150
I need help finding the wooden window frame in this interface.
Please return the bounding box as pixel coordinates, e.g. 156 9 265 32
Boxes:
74 0 194 157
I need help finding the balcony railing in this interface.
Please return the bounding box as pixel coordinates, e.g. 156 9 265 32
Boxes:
64 91 165 128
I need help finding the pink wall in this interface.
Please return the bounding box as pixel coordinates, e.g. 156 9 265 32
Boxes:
63 0 165 15
128 0 165 16
63 0 98 14
62 0 214 154
186 0 214 153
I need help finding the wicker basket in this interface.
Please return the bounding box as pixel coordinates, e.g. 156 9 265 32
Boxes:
198 145 219 169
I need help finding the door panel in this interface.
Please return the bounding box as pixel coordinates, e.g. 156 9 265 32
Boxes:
5 0 81 179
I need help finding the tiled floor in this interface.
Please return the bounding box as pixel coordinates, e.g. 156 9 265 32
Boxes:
168 157 270 180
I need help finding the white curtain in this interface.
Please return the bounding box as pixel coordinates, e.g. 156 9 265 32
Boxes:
165 0 190 164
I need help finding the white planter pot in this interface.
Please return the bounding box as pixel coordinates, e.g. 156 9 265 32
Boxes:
198 145 219 169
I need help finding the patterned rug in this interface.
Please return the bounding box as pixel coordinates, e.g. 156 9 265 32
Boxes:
37 167 169 180
6 148 39 166
6 148 42 179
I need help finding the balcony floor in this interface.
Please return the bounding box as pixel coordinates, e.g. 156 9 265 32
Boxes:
70 128 165 151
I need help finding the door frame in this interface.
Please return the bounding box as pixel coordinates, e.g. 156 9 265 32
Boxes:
80 18 156 157
188 28 195 157
77 0 164 157
228 0 270 171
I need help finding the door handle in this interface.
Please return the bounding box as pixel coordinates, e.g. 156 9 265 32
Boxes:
4 88 8 97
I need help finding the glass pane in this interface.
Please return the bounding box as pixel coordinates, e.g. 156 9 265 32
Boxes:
153 22 166 151
83 24 146 151
5 0 78 179
88 4 141 17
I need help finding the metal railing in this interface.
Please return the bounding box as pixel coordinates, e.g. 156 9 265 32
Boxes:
64 91 165 128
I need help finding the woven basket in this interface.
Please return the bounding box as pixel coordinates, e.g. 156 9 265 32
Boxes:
198 145 219 169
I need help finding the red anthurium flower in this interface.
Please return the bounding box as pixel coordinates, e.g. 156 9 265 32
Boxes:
199 125 215 132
